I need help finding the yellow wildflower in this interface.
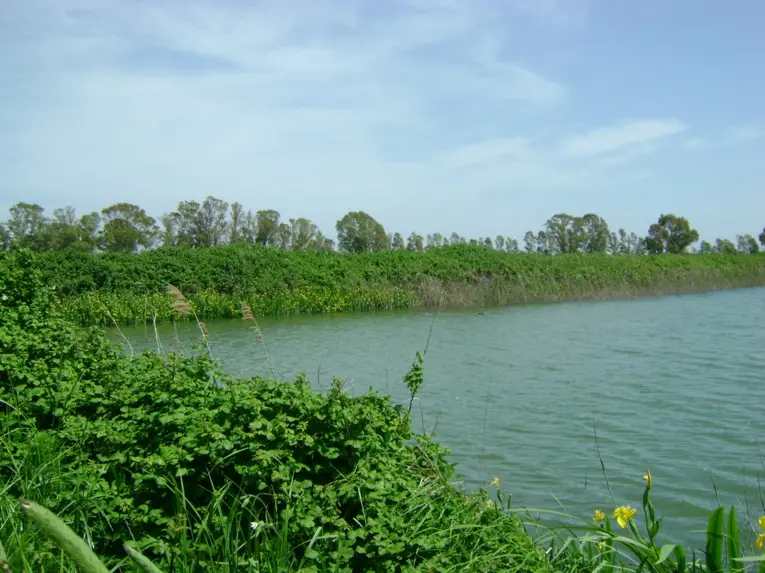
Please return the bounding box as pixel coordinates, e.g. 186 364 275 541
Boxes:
613 506 637 529
643 469 653 488
756 533 765 550
593 509 605 523
759 516 765 530
490 477 500 488
486 499 495 509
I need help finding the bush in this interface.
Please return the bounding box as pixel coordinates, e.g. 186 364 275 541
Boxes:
0 250 553 571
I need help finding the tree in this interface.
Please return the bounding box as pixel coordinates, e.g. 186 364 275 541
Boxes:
581 213 609 253
162 201 201 247
229 202 245 244
7 202 48 249
504 238 519 253
335 211 387 253
406 232 424 252
391 232 405 250
276 223 292 250
523 231 536 253
197 196 229 247
714 238 737 255
759 227 765 248
255 210 281 246
0 224 9 250
699 240 714 254
428 233 445 249
645 214 699 254
736 234 759 254
544 213 586 254
100 203 158 253
289 218 319 250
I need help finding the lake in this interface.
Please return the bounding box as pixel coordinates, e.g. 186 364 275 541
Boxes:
115 287 765 548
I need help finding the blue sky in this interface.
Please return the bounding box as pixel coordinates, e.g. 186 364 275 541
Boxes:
1 0 763 243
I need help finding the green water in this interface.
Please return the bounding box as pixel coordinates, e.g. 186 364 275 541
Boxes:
116 287 765 548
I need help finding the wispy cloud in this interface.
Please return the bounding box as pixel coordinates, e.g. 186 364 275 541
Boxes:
724 125 762 145
558 119 688 159
0 0 761 243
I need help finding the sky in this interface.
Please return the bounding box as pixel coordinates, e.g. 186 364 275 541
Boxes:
1 0 764 243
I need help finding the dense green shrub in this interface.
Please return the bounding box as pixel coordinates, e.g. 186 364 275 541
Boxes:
0 250 554 571
30 245 765 325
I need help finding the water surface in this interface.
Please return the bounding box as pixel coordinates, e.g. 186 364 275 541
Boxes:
117 288 765 547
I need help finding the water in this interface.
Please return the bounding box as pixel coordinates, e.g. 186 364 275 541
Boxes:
116 287 765 548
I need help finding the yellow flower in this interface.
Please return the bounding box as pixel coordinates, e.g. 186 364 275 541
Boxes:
759 516 765 530
756 533 765 550
593 509 605 523
486 500 495 509
613 506 637 529
643 469 653 488
490 477 500 488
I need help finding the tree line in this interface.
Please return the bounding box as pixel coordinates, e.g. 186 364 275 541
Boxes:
1 198 763 256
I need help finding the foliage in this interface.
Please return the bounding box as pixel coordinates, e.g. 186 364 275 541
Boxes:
646 214 700 254
20 244 765 325
335 211 388 253
526 469 765 573
0 249 554 571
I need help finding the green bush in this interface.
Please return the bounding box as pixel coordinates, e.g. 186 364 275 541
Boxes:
30 244 765 326
0 249 554 571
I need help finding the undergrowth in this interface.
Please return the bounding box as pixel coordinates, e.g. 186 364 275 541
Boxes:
28 244 765 325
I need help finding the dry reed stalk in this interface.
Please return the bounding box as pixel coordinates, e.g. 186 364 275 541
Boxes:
166 284 212 355
242 301 277 378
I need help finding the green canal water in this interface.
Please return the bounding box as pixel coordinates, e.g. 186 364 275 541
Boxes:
116 287 765 548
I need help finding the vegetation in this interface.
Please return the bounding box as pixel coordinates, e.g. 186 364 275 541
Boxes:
0 249 557 571
2 198 763 256
3 249 765 571
23 243 765 326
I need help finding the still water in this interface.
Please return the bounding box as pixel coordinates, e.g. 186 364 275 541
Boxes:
117 287 765 548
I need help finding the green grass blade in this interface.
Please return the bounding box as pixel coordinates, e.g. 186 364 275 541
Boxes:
656 544 677 565
673 545 687 573
19 498 109 573
706 506 725 573
123 544 163 573
726 506 743 573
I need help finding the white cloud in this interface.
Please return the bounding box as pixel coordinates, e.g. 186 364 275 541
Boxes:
724 125 762 145
558 119 688 158
682 137 710 150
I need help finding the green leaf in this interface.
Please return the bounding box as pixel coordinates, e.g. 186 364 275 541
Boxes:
706 506 725 573
727 505 744 573
656 544 677 565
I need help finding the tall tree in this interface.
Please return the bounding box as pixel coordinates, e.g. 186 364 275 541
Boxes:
714 238 737 254
255 210 281 246
699 240 714 254
544 213 586 254
644 214 699 254
335 211 387 253
406 232 424 251
759 227 765 248
736 234 759 254
276 223 292 250
100 203 158 253
523 231 536 253
289 218 319 250
229 202 245 244
391 232 405 250
581 213 609 253
162 200 201 247
504 238 519 253
7 202 48 249
0 223 9 250
197 196 229 247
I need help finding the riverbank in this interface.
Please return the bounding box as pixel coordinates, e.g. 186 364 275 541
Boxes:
3 249 765 571
0 249 566 572
34 245 765 326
